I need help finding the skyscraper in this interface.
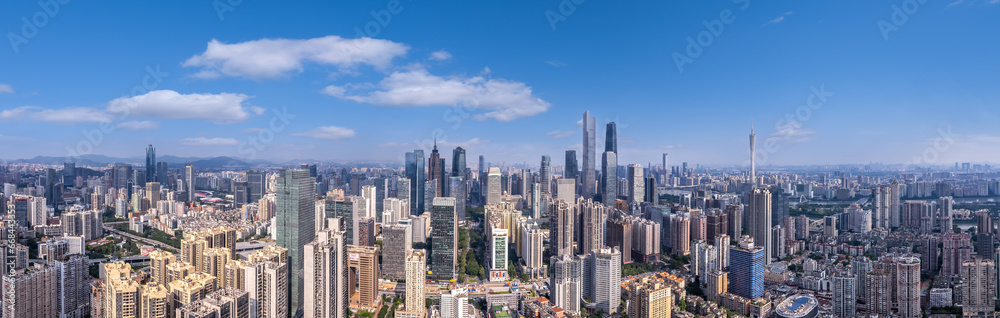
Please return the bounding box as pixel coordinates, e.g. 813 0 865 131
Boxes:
381 223 412 280
146 144 156 183
346 245 380 311
549 200 574 258
749 126 755 186
549 255 582 314
452 147 466 177
582 111 596 199
397 250 427 318
405 150 425 214
896 256 921 318
156 162 168 188
590 247 622 314
304 218 347 318
748 188 772 264
961 257 997 316
601 151 617 206
540 156 551 195
627 164 644 203
832 272 856 318
565 150 578 182
628 277 672 318
185 164 195 202
605 122 617 154
428 141 445 197
729 236 764 299
246 169 264 202
486 168 501 205
275 169 316 317
430 197 457 281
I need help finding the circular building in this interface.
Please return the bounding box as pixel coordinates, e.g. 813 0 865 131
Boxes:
774 293 819 318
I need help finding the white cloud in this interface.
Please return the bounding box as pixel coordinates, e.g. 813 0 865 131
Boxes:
429 50 452 61
436 138 490 148
545 60 567 67
291 126 356 140
183 36 409 79
241 128 267 134
763 11 793 27
116 120 160 131
947 0 965 7
770 121 816 143
0 90 260 124
323 68 551 122
547 130 575 139
0 84 13 94
179 137 240 146
107 90 261 123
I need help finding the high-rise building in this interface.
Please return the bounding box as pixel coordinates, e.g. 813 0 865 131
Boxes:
549 255 582 314
729 236 764 300
240 259 289 318
601 151 617 205
357 217 376 247
748 188 772 264
157 162 169 188
102 262 141 318
449 176 466 222
487 227 509 282
146 181 160 211
382 223 412 281
627 164 644 203
405 150 426 214
397 250 427 318
175 288 250 318
549 200 574 258
749 127 755 186
486 168 501 205
582 111 596 199
521 221 545 279
556 178 575 203
246 170 264 203
726 204 743 238
832 272 856 318
976 211 994 260
325 196 356 245
275 169 316 317
186 164 195 202
565 150 578 183
961 257 997 316
146 144 156 183
304 218 348 318
428 142 446 197
605 122 617 154
579 198 607 254
866 269 891 317
627 277 672 318
693 242 718 283
896 256 921 318
706 270 728 303
441 289 470 318
942 232 972 278
540 156 551 195
346 245 380 311
55 255 91 318
430 197 457 281
590 247 622 314
716 234 730 270
141 282 170 318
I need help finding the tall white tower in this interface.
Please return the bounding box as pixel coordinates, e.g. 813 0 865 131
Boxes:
749 124 756 186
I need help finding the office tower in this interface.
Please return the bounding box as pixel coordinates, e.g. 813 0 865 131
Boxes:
716 234 730 269
156 161 168 188
643 175 655 203
897 256 921 318
605 122 617 153
749 126 755 185
729 236 764 299
346 245 380 311
866 269 891 316
590 247 622 313
582 111 596 199
624 164 642 204
397 250 427 318
488 227 509 282
56 255 91 318
430 197 458 281
549 255 583 314
325 196 356 245
832 272 856 318
601 151 617 205
628 277 672 318
942 232 972 278
693 242 718 283
428 141 445 197
146 181 160 211
565 150 578 182
748 188 772 264
382 223 412 280
360 185 376 219
770 186 790 227
726 204 742 238
234 181 249 207
405 150 426 214
357 217 376 247
549 200 574 258
852 258 873 303
961 258 997 316
579 199 607 254
823 216 837 237
452 147 466 177
186 164 195 202
374 178 387 220
304 218 348 318
103 262 141 318
441 289 470 318
146 144 156 183
486 168 501 204
706 270 728 303
245 170 264 202
706 210 728 241
538 155 551 195
275 169 316 317
449 176 466 222
556 178 575 203
396 176 411 203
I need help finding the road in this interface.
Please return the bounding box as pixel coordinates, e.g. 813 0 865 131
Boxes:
103 224 180 253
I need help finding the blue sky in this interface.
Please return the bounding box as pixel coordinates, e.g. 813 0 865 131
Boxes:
1 0 999 167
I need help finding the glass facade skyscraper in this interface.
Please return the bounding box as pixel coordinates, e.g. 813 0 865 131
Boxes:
430 197 457 281
605 122 617 153
275 169 316 317
730 241 765 299
565 150 578 180
145 144 155 183
405 150 425 214
601 151 617 206
540 155 551 195
582 111 596 199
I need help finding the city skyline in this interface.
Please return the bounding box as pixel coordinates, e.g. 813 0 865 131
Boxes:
2 1 999 165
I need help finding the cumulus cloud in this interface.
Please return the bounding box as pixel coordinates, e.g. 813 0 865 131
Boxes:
547 130 575 139
183 36 409 79
0 84 13 94
429 50 452 61
0 90 261 124
763 11 793 27
436 138 490 148
291 126 356 140
770 121 816 143
116 120 160 131
323 68 551 121
179 137 240 146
